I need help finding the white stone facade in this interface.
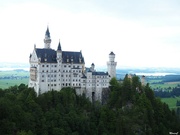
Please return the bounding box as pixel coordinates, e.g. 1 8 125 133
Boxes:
28 27 117 102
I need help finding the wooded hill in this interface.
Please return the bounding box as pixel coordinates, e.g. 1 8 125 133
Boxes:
0 75 179 135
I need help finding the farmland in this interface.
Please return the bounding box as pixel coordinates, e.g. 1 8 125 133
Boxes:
0 69 29 89
161 96 180 109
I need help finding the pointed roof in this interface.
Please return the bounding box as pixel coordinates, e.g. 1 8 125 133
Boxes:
45 26 50 38
91 63 95 66
109 51 115 55
57 40 61 51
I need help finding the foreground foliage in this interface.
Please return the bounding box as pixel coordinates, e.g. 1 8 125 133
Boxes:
0 76 180 135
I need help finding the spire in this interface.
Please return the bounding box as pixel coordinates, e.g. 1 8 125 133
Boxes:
45 26 50 38
57 39 61 51
44 26 51 49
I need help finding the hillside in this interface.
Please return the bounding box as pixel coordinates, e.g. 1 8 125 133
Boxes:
0 75 179 135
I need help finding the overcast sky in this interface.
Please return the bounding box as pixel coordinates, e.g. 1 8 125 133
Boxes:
0 0 180 68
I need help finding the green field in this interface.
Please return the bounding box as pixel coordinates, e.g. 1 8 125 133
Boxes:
150 82 180 90
0 78 29 89
161 96 180 109
147 78 180 91
0 70 29 89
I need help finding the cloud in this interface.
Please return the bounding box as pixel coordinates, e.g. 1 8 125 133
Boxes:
0 0 180 68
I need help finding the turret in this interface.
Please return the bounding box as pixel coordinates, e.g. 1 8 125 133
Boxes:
90 63 95 72
109 51 115 62
44 26 51 49
107 51 117 79
56 40 62 62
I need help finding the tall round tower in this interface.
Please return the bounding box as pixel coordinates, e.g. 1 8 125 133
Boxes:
44 26 51 49
107 52 117 79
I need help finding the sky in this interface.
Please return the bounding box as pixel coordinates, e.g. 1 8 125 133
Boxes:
0 0 180 68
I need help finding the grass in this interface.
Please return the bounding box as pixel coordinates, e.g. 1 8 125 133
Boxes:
147 77 180 90
0 78 29 89
150 83 178 89
161 96 180 109
0 70 29 89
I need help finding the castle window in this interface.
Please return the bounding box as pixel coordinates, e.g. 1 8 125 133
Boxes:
46 70 48 72
69 65 71 67
42 80 44 82
42 70 44 72
54 75 56 77
46 65 49 67
54 84 56 86
64 65 66 67
51 65 53 67
42 65 44 67
42 75 44 77
54 70 56 72
54 80 56 82
55 65 57 67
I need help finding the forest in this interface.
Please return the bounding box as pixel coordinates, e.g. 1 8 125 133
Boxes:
0 75 180 135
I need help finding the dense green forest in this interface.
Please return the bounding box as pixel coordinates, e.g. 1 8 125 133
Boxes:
0 75 180 135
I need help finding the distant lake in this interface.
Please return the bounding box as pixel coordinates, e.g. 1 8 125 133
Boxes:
135 72 176 76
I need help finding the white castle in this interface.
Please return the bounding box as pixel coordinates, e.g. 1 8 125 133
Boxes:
28 27 117 102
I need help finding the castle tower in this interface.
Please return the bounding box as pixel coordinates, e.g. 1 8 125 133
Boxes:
107 52 117 79
141 75 146 86
44 26 51 49
56 40 62 62
90 63 95 72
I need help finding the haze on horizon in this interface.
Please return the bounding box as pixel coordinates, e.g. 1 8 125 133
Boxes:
0 0 180 69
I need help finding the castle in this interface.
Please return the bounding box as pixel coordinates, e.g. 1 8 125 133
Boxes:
28 27 117 102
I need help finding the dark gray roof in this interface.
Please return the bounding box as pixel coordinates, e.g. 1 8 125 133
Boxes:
45 27 50 38
57 41 61 51
62 51 84 64
35 48 85 64
109 52 115 55
36 48 57 63
92 72 109 75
